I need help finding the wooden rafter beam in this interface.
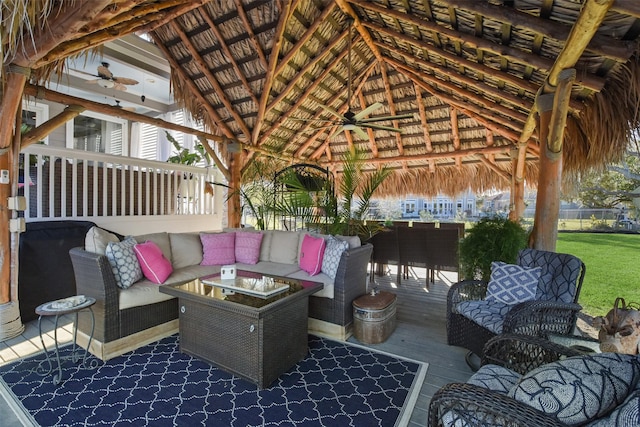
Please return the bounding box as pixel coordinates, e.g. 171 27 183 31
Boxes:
274 3 337 76
363 21 550 103
34 1 208 67
387 56 529 125
22 83 235 148
485 130 495 163
348 0 605 92
379 62 404 155
323 144 512 166
21 105 85 148
479 156 511 182
451 107 462 168
233 0 269 70
612 1 640 18
518 0 615 145
15 0 112 66
358 92 378 157
254 0 293 144
402 65 523 143
200 8 259 107
387 41 539 112
169 20 252 141
451 107 460 150
267 29 349 112
308 66 380 160
385 58 524 134
258 47 350 146
344 129 355 153
294 62 377 158
414 84 433 153
152 33 235 140
446 0 633 62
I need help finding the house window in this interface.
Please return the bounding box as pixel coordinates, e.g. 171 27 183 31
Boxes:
405 200 416 215
66 111 128 155
21 101 49 144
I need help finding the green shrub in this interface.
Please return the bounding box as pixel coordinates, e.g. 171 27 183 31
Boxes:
459 216 529 281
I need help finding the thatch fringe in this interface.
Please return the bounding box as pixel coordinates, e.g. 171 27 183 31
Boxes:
564 51 640 176
373 162 539 198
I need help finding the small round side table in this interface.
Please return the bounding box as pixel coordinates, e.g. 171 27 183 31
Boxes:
35 296 97 385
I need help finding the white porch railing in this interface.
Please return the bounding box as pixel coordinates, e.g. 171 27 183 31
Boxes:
19 145 224 234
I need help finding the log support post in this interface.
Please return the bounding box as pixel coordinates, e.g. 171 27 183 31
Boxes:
529 69 576 251
0 66 28 340
227 150 243 228
509 147 525 221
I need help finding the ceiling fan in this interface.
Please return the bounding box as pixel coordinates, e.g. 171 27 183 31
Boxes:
73 62 139 91
309 18 413 139
113 100 136 112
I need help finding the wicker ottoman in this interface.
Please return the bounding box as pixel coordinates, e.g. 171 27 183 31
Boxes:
353 290 397 344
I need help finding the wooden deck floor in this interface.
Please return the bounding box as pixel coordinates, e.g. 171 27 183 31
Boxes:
0 265 474 426
351 266 474 426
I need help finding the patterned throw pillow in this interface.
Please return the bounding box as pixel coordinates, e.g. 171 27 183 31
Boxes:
467 364 521 394
486 262 541 305
299 234 326 276
235 231 263 264
105 236 143 289
321 236 349 279
587 389 640 426
133 241 173 284
200 232 236 265
509 352 640 425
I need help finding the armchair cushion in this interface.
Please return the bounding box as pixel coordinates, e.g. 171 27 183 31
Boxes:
486 262 541 305
467 364 520 394
517 248 583 303
509 352 640 425
456 300 511 334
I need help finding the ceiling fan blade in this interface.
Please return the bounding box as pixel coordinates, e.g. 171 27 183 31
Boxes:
113 83 128 91
289 117 341 124
353 102 383 121
85 79 101 84
113 77 139 85
353 126 369 140
319 104 346 120
363 123 403 133
97 64 113 79
359 113 414 123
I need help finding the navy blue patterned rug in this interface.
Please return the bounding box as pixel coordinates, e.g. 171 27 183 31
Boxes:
0 335 426 426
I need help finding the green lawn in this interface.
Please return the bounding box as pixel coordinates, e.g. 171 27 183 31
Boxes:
556 233 640 317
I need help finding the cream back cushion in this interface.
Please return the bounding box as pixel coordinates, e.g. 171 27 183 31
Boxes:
85 226 119 254
169 233 203 269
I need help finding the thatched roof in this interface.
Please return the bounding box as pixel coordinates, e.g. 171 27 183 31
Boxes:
4 0 640 196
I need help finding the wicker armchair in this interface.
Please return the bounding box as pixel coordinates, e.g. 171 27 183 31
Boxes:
447 248 586 360
429 334 584 427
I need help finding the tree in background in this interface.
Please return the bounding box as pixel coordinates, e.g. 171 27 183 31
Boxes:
577 146 640 216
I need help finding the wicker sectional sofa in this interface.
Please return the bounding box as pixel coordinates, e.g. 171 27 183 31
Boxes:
69 228 373 361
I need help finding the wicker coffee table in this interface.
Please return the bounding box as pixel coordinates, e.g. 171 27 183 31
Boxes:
160 271 323 388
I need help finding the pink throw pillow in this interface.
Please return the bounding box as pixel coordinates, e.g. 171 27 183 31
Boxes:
235 231 263 264
133 241 173 284
200 232 236 265
299 234 326 276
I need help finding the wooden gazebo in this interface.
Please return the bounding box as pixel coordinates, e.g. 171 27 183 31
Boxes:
1 0 640 336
